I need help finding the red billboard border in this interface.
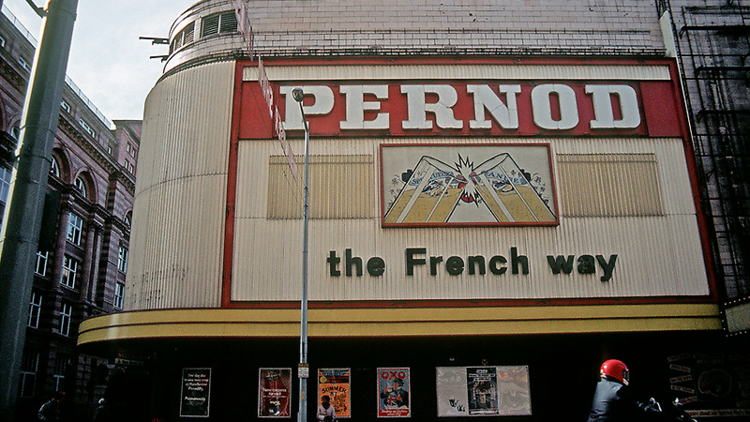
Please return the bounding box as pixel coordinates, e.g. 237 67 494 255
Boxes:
222 57 718 310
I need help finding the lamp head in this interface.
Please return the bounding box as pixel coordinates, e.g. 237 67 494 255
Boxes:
291 87 304 103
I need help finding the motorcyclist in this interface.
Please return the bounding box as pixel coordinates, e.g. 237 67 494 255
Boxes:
587 359 660 422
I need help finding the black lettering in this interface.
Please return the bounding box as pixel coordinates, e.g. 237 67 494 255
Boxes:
596 254 617 282
346 248 363 277
406 248 426 276
327 251 341 276
577 255 596 275
511 247 529 275
547 255 574 275
430 256 444 275
467 255 486 275
367 257 385 277
446 256 464 276
489 255 507 275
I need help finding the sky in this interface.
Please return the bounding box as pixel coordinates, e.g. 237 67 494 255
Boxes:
3 0 198 122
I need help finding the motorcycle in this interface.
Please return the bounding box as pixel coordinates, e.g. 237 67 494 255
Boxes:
647 398 698 422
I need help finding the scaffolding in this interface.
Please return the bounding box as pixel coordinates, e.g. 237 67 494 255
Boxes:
659 0 750 309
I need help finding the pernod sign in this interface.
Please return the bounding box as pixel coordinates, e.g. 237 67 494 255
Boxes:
280 83 642 133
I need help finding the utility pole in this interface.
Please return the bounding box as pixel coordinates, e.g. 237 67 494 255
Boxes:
0 1 78 420
292 87 310 422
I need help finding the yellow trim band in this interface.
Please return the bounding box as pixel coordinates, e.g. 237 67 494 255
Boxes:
77 304 721 346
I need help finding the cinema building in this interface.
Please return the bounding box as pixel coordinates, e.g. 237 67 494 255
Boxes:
78 1 749 421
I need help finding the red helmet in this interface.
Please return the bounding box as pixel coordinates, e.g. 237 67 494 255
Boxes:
600 359 630 385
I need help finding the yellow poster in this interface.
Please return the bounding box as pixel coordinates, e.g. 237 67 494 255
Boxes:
318 368 351 418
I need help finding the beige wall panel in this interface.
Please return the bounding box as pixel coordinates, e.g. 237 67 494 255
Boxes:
244 64 671 82
232 137 710 302
127 61 235 310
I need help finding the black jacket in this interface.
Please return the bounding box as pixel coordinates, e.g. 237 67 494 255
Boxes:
587 378 655 422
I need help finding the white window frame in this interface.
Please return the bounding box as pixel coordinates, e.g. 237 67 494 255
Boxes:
28 291 42 328
60 301 73 337
53 355 70 391
67 212 83 245
18 56 32 72
78 118 96 137
35 251 49 276
1 166 11 205
61 256 78 289
117 246 128 273
19 350 39 398
114 282 125 309
74 176 87 198
50 156 60 177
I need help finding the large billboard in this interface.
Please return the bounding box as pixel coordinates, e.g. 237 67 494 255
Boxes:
223 58 714 307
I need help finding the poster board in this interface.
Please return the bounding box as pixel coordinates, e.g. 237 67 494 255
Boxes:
180 368 211 418
377 368 411 418
318 368 351 418
436 366 531 417
258 368 292 418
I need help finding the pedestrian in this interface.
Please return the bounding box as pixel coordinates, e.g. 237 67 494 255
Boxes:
38 391 65 421
587 359 660 422
317 395 336 422
93 398 109 422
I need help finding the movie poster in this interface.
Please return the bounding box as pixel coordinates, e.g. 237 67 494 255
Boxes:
377 368 411 418
318 368 351 418
436 366 531 417
258 368 292 418
180 368 211 418
467 367 498 415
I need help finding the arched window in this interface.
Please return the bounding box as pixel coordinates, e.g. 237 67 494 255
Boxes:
50 157 60 177
74 176 87 198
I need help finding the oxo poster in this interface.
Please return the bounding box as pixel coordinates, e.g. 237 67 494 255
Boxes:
377 368 411 418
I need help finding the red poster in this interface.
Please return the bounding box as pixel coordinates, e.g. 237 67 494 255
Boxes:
258 368 292 418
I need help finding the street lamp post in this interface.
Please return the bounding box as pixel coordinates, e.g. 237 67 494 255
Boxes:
292 87 310 422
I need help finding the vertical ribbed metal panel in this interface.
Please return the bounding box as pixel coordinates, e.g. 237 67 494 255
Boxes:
126 61 235 310
232 137 709 302
246 64 671 82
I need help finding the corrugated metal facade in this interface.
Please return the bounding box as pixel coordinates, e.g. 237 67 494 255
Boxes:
127 61 711 308
127 61 235 309
232 137 708 302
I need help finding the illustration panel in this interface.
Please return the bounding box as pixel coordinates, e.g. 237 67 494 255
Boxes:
436 366 531 417
381 144 557 227
378 368 411 418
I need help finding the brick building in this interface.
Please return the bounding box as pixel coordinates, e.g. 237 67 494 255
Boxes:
0 5 140 420
79 1 748 421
